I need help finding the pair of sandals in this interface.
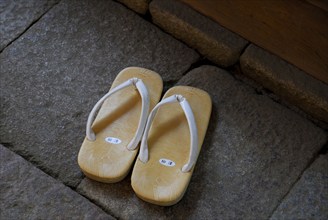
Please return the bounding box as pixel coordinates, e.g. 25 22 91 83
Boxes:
78 67 212 206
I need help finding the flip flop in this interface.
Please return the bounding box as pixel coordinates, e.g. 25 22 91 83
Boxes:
131 86 212 206
78 67 163 183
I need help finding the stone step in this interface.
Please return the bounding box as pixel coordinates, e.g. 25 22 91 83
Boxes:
240 44 328 124
77 65 327 219
149 0 248 67
0 144 113 219
0 0 199 187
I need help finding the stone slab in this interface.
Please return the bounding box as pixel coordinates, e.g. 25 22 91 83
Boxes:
0 144 113 220
150 0 248 67
77 65 327 219
0 0 58 50
271 154 328 220
0 0 199 187
240 44 328 123
118 0 150 14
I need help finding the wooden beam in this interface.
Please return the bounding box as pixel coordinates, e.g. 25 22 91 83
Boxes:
180 0 328 84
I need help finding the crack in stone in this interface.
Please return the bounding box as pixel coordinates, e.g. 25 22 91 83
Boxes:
75 184 120 219
0 0 62 54
267 142 327 219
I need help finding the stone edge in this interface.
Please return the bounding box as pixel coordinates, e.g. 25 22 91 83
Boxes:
149 0 248 67
240 44 328 124
117 0 151 14
0 144 115 219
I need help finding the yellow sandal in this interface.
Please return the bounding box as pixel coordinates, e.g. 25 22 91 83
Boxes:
78 67 163 183
131 86 212 205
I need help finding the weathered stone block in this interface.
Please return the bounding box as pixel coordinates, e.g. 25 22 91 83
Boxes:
150 0 248 67
240 44 328 123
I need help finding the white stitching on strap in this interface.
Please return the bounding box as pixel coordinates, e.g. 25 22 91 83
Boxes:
139 94 198 172
86 78 150 151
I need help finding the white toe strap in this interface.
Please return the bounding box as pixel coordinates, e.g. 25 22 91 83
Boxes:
139 94 198 172
86 78 150 151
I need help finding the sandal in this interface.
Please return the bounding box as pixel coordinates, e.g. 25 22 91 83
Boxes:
131 86 212 205
78 67 163 183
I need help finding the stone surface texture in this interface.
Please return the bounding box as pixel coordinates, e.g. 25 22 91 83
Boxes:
0 145 113 220
77 65 327 219
0 0 58 50
150 0 248 67
118 0 150 14
271 154 328 220
240 44 328 123
0 0 199 187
